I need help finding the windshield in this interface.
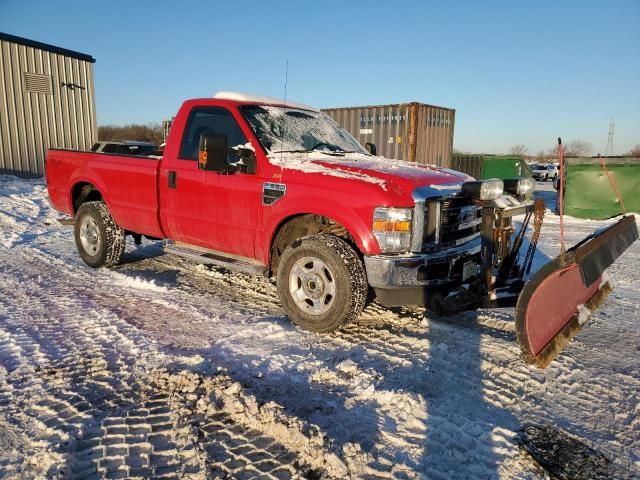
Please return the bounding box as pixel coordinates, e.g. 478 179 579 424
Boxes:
240 105 368 155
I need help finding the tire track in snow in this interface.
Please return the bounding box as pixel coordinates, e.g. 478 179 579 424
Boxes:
127 253 640 476
2 226 525 477
7 244 616 472
2 177 640 477
0 236 329 478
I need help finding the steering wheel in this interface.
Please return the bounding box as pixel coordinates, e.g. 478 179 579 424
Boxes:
308 142 336 152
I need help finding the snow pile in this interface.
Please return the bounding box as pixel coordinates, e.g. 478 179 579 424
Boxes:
151 367 365 478
576 304 591 326
112 274 170 292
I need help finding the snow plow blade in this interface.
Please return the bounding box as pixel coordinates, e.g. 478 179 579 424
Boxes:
515 215 638 368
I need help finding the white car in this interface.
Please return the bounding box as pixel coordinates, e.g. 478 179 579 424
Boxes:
531 164 558 181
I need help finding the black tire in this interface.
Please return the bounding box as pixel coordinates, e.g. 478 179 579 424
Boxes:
74 201 125 268
276 234 368 332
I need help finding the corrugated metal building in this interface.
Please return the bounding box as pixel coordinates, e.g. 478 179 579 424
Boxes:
0 32 97 177
322 102 455 167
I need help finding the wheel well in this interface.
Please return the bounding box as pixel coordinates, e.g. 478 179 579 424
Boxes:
72 183 103 213
270 214 355 274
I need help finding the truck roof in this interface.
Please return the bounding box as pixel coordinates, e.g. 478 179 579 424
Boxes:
213 91 319 112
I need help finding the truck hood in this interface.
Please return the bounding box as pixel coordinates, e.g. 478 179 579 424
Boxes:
269 153 471 198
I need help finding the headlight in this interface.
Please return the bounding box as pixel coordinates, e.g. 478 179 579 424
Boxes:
503 177 534 200
462 179 504 200
373 207 412 253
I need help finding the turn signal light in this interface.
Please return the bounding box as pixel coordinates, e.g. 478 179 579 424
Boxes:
372 207 413 253
373 219 412 232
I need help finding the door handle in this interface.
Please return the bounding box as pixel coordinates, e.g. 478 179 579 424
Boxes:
168 171 177 189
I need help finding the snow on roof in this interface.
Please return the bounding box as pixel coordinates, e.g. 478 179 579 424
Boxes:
213 91 319 112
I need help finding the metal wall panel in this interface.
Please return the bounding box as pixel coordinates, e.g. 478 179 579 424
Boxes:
0 35 97 177
323 102 455 167
413 104 455 167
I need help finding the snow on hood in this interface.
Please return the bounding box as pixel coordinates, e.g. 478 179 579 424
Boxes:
268 152 471 194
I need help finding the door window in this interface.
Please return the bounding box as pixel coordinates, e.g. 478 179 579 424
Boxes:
102 143 130 154
179 107 247 162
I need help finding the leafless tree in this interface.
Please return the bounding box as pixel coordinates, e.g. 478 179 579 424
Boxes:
535 150 553 162
98 123 164 146
564 140 593 157
510 144 528 156
627 144 640 157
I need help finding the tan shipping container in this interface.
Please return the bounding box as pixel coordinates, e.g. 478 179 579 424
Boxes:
322 102 455 167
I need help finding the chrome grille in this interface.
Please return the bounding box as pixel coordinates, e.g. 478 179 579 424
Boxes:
422 195 481 251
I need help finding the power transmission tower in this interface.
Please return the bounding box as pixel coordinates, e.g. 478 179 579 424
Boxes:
604 118 615 157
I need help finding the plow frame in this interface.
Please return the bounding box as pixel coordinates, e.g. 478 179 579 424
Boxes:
480 198 537 305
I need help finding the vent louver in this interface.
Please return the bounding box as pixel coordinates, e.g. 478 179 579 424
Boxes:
23 72 53 95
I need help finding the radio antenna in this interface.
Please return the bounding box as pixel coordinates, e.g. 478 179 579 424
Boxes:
283 60 289 107
279 60 289 168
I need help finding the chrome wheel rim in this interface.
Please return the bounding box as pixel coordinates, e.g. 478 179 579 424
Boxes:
79 216 101 256
288 256 336 315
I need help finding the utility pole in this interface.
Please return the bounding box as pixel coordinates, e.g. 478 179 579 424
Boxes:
604 118 615 157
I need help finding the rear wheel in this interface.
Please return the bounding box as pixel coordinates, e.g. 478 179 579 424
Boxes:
276 234 367 332
74 201 125 268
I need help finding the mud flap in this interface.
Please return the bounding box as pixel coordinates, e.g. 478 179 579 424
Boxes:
515 216 638 368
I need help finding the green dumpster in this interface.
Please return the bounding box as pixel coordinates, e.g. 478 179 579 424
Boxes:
451 154 531 180
481 155 531 179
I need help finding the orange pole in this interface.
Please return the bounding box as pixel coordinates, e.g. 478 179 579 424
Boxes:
598 155 626 213
558 138 565 256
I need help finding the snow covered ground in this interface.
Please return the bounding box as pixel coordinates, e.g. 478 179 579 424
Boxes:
0 176 638 479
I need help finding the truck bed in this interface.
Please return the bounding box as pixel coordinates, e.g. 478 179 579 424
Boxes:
46 149 164 238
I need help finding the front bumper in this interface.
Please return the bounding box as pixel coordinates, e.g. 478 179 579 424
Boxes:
364 236 481 289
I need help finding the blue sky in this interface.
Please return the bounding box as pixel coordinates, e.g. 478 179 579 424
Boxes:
2 0 638 154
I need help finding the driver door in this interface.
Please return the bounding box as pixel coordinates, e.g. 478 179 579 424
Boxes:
160 106 260 258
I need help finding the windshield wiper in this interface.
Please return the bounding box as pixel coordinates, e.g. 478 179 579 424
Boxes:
273 147 346 156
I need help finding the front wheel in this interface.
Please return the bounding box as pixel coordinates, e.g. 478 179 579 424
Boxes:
276 234 368 332
74 201 125 268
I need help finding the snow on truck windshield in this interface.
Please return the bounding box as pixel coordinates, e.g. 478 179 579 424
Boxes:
241 105 368 156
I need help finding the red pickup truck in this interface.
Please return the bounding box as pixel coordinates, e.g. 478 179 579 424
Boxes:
47 92 637 366
47 92 481 329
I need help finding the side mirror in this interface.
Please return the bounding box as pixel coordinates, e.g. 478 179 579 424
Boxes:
198 133 228 171
365 142 377 155
233 145 257 175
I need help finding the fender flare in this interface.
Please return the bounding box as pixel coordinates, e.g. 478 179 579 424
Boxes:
262 201 380 265
67 173 112 216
